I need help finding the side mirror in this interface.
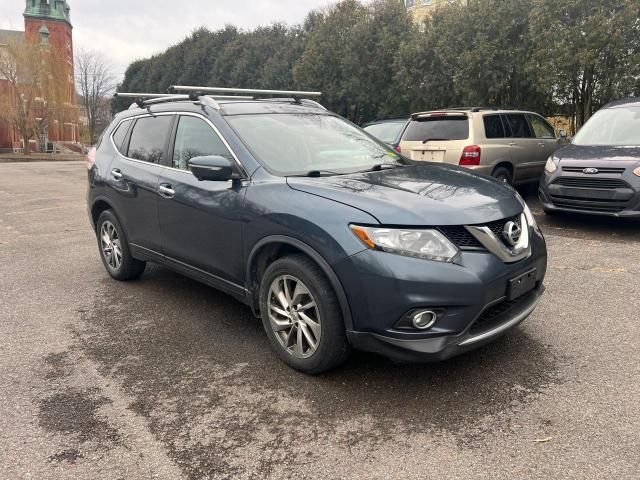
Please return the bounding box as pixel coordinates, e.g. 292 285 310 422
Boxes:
559 130 567 138
188 155 234 181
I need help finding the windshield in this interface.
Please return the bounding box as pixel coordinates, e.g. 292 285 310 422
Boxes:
364 121 406 143
573 106 640 146
227 114 405 175
403 116 470 142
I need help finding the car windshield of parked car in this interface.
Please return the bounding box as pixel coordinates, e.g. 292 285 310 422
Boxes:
573 106 640 146
364 121 405 144
227 114 405 175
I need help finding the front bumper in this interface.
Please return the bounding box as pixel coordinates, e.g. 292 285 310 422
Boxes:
539 175 640 217
347 286 543 362
333 229 547 362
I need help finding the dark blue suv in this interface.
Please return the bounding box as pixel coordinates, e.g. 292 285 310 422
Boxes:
87 90 547 374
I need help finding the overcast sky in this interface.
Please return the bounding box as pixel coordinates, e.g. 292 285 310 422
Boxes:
0 0 332 80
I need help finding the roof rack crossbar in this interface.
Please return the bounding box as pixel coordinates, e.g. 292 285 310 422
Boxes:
115 93 253 101
115 92 254 110
169 85 322 98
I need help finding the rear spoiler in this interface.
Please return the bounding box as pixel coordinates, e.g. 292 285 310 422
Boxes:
411 111 469 120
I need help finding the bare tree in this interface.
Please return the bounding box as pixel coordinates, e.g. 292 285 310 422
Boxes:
0 40 72 154
75 49 116 144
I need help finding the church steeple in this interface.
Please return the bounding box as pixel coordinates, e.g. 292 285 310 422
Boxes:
24 1 72 28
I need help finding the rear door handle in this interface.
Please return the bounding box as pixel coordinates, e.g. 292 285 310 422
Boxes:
111 168 123 180
509 142 517 147
538 142 546 148
158 184 175 198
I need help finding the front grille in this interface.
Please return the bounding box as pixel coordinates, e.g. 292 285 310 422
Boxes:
553 177 629 189
562 166 626 174
438 226 484 249
439 215 521 251
549 200 626 213
468 289 538 335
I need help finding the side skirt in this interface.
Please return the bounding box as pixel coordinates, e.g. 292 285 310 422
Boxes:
130 243 251 306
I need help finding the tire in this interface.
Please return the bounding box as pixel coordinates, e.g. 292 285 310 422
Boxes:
96 210 146 281
492 166 514 185
259 254 351 374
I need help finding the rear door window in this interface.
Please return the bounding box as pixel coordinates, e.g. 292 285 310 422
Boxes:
111 119 132 154
483 115 505 139
403 116 469 142
526 114 556 139
127 116 174 163
505 114 533 138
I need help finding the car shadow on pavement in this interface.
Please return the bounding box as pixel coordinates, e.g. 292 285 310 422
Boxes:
80 266 562 426
65 265 564 475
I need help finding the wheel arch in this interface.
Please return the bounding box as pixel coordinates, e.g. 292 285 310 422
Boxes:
90 197 131 241
492 162 515 181
492 161 514 175
246 236 353 331
90 197 116 231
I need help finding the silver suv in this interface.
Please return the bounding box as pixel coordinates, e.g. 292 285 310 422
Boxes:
398 108 563 184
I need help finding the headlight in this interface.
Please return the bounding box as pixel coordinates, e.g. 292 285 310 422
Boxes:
515 192 538 231
350 225 459 262
545 156 559 174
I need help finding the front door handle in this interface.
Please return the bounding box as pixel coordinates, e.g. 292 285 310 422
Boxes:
158 184 175 198
538 142 546 148
111 168 123 180
509 142 517 147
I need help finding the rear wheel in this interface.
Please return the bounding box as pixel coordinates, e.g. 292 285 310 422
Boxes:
97 210 146 281
259 255 350 374
492 166 514 185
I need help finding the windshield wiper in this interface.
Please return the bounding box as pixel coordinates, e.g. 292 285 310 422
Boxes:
293 170 345 178
362 163 404 173
292 163 405 177
422 138 449 144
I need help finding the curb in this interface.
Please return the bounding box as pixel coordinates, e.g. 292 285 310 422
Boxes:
0 158 85 164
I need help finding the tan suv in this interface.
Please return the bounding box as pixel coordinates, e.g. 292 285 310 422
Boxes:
398 108 563 184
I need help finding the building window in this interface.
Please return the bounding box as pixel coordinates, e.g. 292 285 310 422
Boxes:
406 0 416 8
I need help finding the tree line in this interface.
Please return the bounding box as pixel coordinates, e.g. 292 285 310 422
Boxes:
115 0 640 131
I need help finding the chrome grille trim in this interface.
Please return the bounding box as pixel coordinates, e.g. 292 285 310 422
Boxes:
464 213 531 263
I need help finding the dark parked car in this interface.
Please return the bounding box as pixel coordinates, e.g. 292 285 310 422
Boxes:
363 118 409 151
87 88 547 374
539 98 640 216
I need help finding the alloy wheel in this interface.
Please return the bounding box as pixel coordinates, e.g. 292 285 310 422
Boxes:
267 275 321 359
100 220 123 271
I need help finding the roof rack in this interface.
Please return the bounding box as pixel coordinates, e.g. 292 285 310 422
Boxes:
447 106 500 112
168 85 322 98
114 86 324 111
114 92 253 110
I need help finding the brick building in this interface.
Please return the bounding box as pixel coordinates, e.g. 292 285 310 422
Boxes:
0 1 78 152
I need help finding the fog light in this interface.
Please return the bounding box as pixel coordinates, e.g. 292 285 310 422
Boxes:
412 311 438 330
634 167 640 177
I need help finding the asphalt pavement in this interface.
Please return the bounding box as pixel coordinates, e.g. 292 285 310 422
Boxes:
0 161 639 479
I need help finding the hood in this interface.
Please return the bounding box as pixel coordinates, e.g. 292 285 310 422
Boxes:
555 144 640 165
287 164 522 226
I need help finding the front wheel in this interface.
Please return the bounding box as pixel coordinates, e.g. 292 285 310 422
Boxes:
259 255 351 374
